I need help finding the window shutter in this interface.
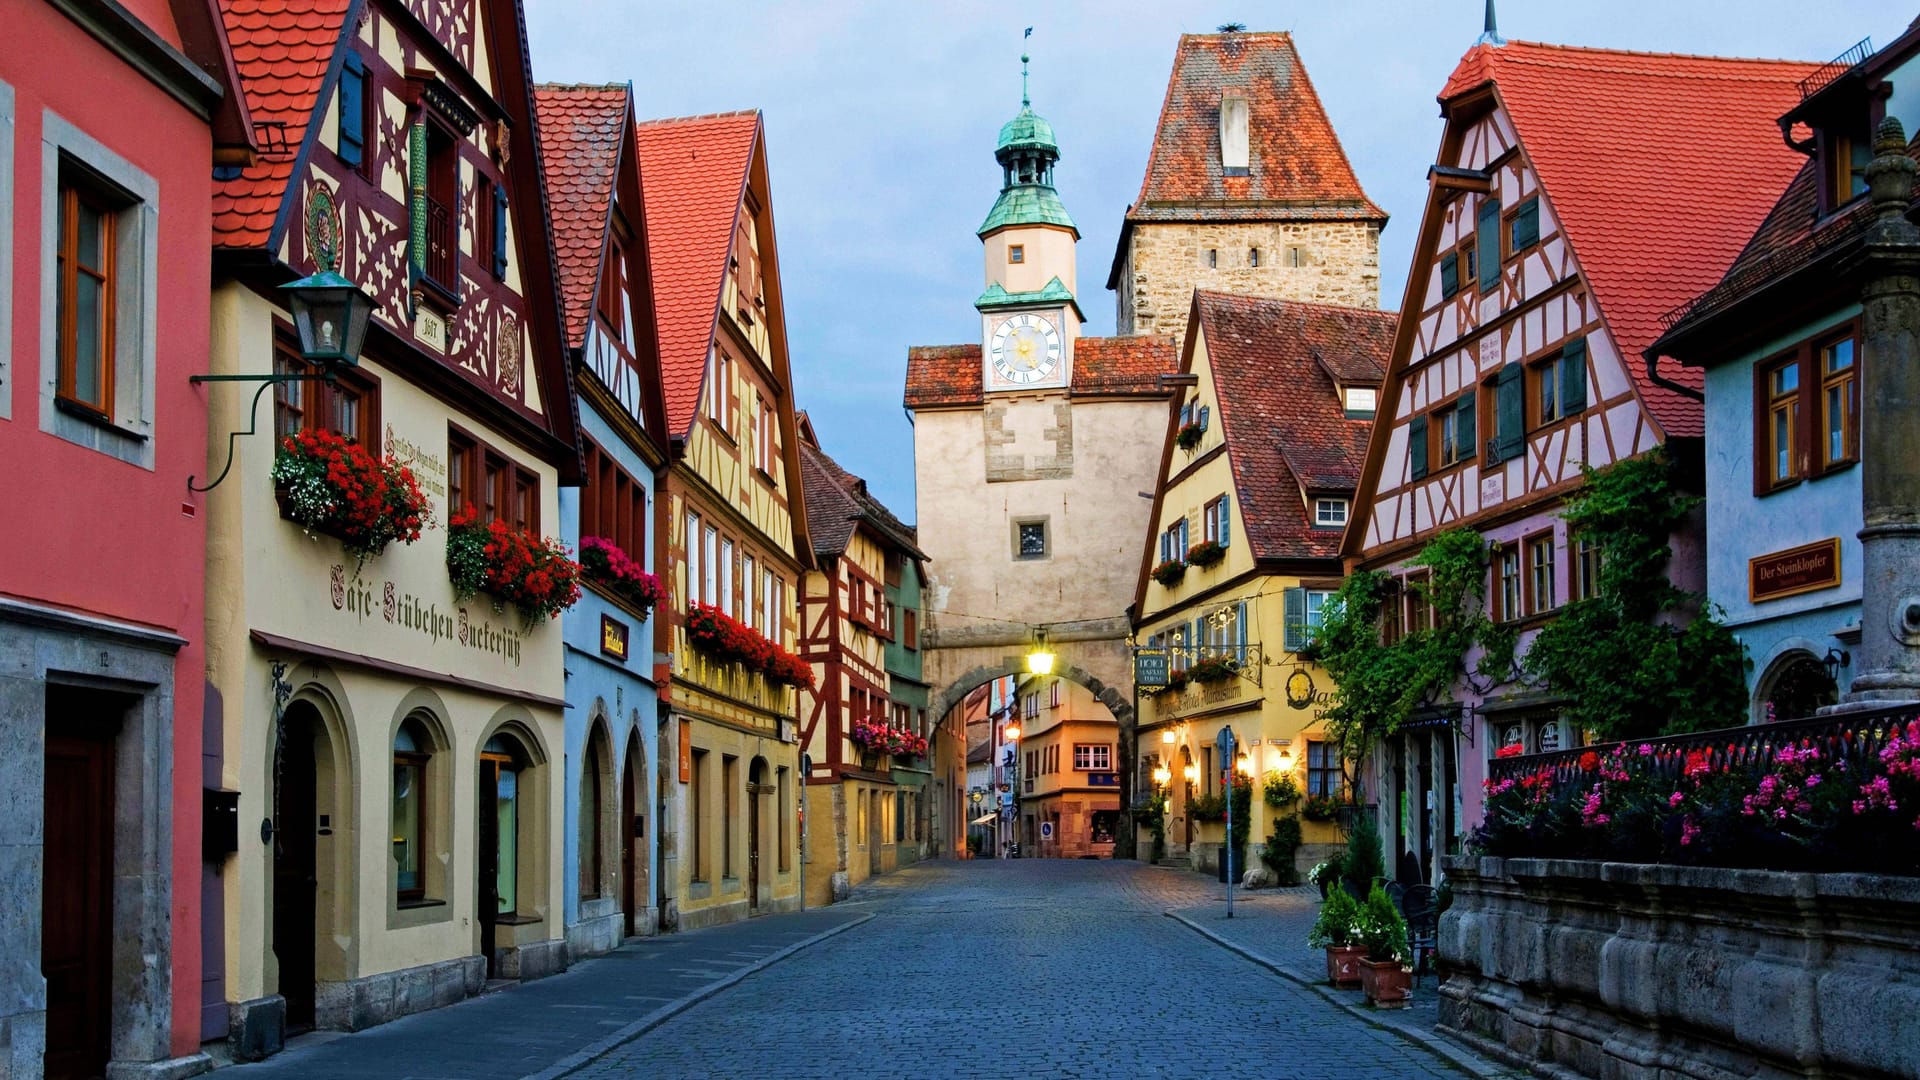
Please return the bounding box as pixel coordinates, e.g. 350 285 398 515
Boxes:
1494 362 1524 461
1476 198 1502 292
1511 198 1540 251
1456 391 1477 459
1439 251 1459 299
1560 336 1587 413
338 54 365 168
1283 587 1306 652
492 184 509 278
1199 405 1210 432
1235 600 1249 659
1408 414 1429 480
1220 495 1231 548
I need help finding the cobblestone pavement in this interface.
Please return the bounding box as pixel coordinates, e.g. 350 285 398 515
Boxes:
569 860 1493 1079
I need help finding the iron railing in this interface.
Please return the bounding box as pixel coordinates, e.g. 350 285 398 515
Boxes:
425 197 456 289
1487 704 1916 786
1798 37 1873 100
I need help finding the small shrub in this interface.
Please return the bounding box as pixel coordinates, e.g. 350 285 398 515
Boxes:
1308 886 1363 949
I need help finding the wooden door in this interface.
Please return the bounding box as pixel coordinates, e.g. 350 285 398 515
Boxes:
43 727 114 1079
621 741 638 938
272 709 318 1033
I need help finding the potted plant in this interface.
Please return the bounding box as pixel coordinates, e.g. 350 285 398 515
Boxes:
271 428 432 567
1189 792 1227 823
1308 886 1366 988
578 536 664 618
1175 420 1204 451
1308 854 1344 899
1264 771 1301 809
1302 793 1342 822
1159 669 1191 694
1187 655 1236 683
1186 539 1225 568
446 506 582 624
1151 559 1187 587
1356 884 1413 1007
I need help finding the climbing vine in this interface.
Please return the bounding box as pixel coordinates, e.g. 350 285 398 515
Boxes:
1521 451 1749 739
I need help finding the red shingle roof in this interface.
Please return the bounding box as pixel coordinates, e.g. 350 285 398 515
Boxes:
1193 291 1394 561
903 337 1177 410
534 84 629 351
212 0 352 247
1126 33 1384 225
1441 41 1820 437
799 437 921 559
633 111 759 434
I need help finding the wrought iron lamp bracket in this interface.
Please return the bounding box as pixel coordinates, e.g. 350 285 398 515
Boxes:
187 371 338 493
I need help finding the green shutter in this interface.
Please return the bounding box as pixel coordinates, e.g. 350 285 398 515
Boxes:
1510 198 1540 251
1219 495 1231 548
1408 414 1429 480
1561 336 1588 413
1476 198 1502 292
492 184 509 278
1439 251 1459 299
338 54 365 168
1456 391 1477 463
1283 588 1306 652
1494 362 1524 461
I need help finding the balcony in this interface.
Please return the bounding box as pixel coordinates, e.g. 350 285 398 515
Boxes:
424 196 456 293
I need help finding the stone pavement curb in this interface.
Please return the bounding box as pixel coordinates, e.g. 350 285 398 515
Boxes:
1164 912 1521 1080
523 912 875 1080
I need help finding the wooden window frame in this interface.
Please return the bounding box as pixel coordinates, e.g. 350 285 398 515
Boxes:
448 423 537 532
904 607 918 651
421 115 461 295
1073 743 1111 772
1816 330 1859 473
1529 350 1564 430
1008 244 1024 264
55 182 118 420
1494 543 1522 623
1314 498 1348 527
1404 571 1433 635
1573 534 1601 602
1752 324 1860 496
1306 740 1343 797
707 349 735 438
1524 530 1557 616
1756 350 1804 493
274 328 380 450
1505 197 1541 258
392 740 428 903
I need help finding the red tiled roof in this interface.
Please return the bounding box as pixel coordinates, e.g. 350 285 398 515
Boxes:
633 111 759 434
903 337 1177 410
1126 33 1384 225
903 344 981 409
799 437 921 559
1070 335 1179 396
1441 41 1821 437
534 84 629 351
1193 291 1394 561
212 0 352 248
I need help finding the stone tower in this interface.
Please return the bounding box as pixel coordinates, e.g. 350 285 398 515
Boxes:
1108 31 1388 340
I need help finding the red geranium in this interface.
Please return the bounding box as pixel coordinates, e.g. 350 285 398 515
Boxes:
1495 742 1526 759
446 505 582 623
686 602 814 689
272 428 432 564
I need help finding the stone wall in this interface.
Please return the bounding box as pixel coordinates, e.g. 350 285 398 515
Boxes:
1437 855 1920 1080
1117 220 1381 338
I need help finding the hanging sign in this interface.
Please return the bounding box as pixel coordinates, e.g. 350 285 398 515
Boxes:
1135 647 1170 688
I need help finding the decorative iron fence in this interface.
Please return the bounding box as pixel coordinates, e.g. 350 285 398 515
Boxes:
1488 703 1916 786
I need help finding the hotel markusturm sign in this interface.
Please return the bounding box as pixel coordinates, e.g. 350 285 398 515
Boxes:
1749 538 1842 604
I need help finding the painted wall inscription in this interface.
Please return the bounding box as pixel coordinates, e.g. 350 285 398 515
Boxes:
329 564 523 665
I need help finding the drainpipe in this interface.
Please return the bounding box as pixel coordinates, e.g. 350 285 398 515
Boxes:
1643 353 1703 403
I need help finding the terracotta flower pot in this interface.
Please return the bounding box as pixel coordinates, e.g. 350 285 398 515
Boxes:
1358 956 1412 1007
1325 945 1365 988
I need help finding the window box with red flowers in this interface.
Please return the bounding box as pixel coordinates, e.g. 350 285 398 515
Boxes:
685 602 816 690
1151 559 1187 587
578 537 663 620
1175 422 1204 451
445 506 583 625
851 721 926 766
1186 540 1225 568
271 429 432 566
1187 654 1237 684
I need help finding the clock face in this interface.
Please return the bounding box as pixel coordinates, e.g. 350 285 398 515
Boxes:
989 313 1062 385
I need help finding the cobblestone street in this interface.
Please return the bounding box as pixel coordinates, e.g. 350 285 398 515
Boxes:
571 860 1504 1079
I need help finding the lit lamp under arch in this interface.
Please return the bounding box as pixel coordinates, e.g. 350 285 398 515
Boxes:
1026 628 1055 676
1004 722 1022 743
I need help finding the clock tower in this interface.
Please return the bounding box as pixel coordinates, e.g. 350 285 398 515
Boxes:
977 55 1082 394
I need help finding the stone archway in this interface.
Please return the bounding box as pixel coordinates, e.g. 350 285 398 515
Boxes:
928 657 1134 729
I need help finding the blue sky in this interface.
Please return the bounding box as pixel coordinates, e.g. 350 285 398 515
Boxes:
526 2 1908 523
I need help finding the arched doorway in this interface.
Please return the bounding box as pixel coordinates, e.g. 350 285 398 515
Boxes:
1759 650 1838 723
747 757 767 913
1175 745 1195 855
271 699 345 1034
621 721 648 938
478 731 532 977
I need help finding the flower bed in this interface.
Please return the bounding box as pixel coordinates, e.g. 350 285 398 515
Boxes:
685 602 814 689
1151 559 1187 587
578 537 663 618
271 429 432 564
1185 539 1225 567
851 719 927 761
1476 706 1920 875
446 506 582 624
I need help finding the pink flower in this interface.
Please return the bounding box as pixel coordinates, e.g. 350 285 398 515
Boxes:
1669 791 1685 807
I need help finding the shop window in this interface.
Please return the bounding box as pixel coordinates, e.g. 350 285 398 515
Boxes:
392 716 431 902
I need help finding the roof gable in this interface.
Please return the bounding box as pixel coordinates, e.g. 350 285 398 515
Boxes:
1442 40 1820 436
534 84 629 350
633 110 760 435
903 336 1177 410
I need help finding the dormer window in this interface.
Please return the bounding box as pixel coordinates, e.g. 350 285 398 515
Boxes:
1827 127 1871 210
1314 498 1349 527
1342 386 1377 418
1219 93 1250 177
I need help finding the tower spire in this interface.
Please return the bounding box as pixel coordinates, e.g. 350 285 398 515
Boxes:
1021 51 1030 107
1478 0 1505 45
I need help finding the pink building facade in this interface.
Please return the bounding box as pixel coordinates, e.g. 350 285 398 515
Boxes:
0 1 247 1075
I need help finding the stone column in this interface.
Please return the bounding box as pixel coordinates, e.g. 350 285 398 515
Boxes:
1844 116 1920 705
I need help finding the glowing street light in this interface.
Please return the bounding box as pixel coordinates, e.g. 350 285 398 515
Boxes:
1026 627 1055 676
1004 722 1022 742
1152 764 1173 787
1181 763 1199 784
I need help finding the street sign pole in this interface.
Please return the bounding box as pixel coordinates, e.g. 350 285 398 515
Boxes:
1218 725 1236 918
798 752 811 911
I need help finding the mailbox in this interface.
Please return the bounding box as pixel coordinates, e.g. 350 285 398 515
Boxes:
203 788 241 860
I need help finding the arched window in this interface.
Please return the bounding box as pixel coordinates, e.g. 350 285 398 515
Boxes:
1761 652 1838 722
393 716 431 901
579 735 604 899
483 734 523 914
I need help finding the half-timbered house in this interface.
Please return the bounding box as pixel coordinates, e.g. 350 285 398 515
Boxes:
1342 39 1818 882
636 110 808 929
204 0 578 1056
535 82 669 959
796 418 927 903
1133 291 1394 877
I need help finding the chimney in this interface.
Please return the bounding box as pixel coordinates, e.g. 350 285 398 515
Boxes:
1220 93 1250 176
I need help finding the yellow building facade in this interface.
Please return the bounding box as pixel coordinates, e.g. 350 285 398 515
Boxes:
1010 676 1122 858
1132 292 1397 877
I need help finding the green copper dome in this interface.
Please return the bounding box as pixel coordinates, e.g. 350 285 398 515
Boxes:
977 185 1077 238
997 106 1058 152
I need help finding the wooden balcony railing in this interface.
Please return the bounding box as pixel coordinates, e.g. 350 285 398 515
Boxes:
424 197 456 290
1487 704 1917 786
678 644 793 716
